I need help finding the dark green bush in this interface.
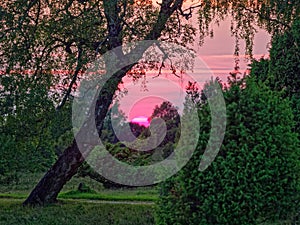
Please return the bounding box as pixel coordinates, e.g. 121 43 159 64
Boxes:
156 77 299 224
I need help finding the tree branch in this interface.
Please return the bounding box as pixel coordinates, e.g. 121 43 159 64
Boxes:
103 0 123 50
240 5 292 30
56 45 83 111
145 0 184 40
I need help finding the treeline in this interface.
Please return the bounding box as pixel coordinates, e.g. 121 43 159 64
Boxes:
0 82 181 186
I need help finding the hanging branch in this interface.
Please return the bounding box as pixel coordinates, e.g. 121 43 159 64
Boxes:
154 42 180 78
56 44 83 111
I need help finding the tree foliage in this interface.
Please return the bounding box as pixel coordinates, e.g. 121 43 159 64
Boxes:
150 101 180 159
156 74 300 224
0 71 57 183
251 17 300 133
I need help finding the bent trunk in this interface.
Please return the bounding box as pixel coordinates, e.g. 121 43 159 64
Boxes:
23 140 82 205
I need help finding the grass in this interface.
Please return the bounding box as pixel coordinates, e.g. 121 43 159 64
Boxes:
0 172 158 225
0 193 26 199
0 199 155 225
0 172 107 194
2 173 297 224
0 173 157 224
0 172 159 202
0 191 158 202
59 190 158 202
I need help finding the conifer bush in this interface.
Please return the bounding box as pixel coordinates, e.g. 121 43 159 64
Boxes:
156 77 299 224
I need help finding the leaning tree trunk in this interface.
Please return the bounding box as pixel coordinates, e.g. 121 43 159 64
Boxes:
23 72 125 205
23 0 183 206
23 140 83 205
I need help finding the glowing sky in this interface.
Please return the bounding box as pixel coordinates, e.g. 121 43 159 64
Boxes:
131 116 151 127
118 16 271 123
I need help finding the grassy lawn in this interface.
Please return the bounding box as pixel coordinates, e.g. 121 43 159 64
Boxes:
0 199 155 225
0 172 158 202
0 173 157 224
59 190 158 202
0 190 158 202
1 173 298 225
0 172 112 194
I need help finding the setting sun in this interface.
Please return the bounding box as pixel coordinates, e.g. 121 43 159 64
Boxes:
131 116 151 127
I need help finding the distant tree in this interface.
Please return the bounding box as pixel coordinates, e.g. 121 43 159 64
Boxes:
150 101 180 160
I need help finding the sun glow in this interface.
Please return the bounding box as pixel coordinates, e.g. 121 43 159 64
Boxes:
131 116 151 127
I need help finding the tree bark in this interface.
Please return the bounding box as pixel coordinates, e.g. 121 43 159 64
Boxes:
23 140 82 205
23 0 184 206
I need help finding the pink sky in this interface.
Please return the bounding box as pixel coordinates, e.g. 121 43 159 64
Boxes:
118 16 271 122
